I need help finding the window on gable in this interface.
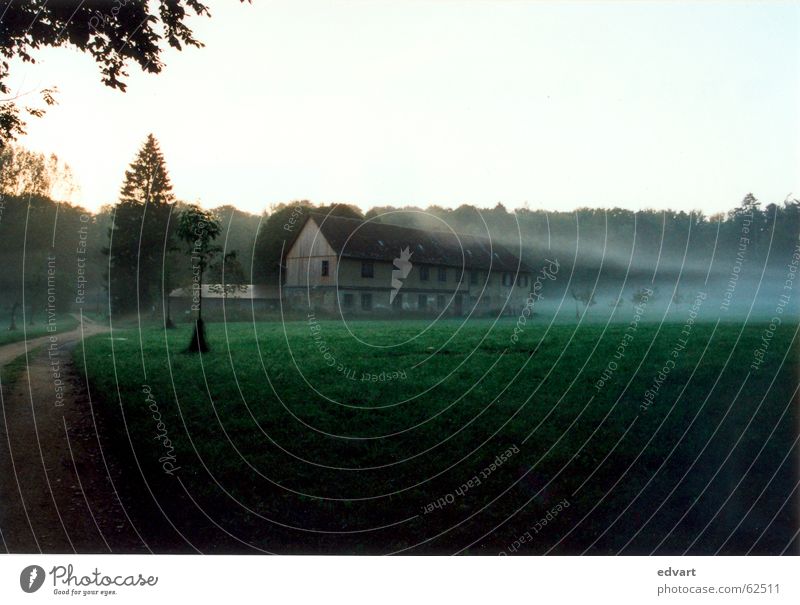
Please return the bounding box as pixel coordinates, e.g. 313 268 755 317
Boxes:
321 260 329 276
361 260 374 278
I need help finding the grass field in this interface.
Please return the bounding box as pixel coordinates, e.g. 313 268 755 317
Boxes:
0 314 79 346
77 317 799 554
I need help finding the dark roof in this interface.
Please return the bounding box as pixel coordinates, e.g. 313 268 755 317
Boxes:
306 214 529 273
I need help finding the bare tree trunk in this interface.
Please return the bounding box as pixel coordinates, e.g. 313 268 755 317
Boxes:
7 302 18 331
187 268 208 352
165 295 175 329
164 272 176 330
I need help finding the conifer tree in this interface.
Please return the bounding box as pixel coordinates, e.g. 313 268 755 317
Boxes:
106 135 176 315
119 135 175 207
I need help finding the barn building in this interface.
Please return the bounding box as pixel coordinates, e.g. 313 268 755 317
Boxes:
282 214 533 315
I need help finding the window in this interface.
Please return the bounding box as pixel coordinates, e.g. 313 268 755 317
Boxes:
521 274 528 287
392 292 403 309
321 260 329 276
361 293 372 310
418 294 428 310
343 293 354 308
420 265 429 281
502 273 513 287
361 260 374 278
438 267 447 282
470 270 479 285
437 294 446 310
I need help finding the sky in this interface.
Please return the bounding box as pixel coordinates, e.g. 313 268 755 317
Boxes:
7 0 800 215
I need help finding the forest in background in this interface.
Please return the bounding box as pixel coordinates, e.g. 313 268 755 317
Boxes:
1 141 798 324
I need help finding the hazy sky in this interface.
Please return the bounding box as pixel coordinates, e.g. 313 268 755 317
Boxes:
8 0 800 215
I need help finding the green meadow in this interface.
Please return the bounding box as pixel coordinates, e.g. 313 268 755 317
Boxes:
77 318 798 554
0 313 78 346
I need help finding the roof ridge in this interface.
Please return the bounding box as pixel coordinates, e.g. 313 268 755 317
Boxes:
309 212 504 244
304 213 530 273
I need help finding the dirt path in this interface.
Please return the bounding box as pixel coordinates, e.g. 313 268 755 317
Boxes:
0 317 147 553
0 328 80 368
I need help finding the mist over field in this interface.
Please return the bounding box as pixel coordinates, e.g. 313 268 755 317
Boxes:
1 191 797 327
375 200 800 324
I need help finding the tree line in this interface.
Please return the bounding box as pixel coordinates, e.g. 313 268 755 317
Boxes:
2 134 798 345
0 135 256 351
253 193 799 287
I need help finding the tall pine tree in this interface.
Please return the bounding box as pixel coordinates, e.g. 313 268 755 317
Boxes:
106 134 177 316
118 134 176 206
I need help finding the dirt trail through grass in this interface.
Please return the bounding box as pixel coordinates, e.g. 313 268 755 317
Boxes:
0 316 146 553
